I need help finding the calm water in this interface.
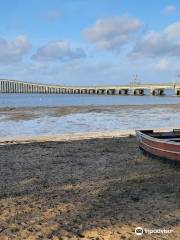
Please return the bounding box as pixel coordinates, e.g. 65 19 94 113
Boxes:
0 93 180 107
0 94 180 138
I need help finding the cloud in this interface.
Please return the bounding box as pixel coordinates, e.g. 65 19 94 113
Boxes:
43 10 61 21
32 40 86 62
27 63 49 73
130 21 180 59
162 5 176 15
154 59 169 70
0 35 31 63
83 15 144 51
165 21 180 38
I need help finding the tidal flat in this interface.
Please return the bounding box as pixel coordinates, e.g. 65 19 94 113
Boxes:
0 134 179 240
0 104 179 138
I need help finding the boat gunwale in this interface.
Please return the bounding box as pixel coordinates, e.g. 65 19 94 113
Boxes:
136 130 180 146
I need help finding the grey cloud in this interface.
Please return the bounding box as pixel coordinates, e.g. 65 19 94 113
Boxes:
0 35 31 63
130 22 180 59
32 40 86 62
83 15 143 51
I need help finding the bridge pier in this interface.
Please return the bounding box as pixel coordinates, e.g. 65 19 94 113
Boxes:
8 81 12 93
37 86 40 93
107 89 116 95
81 89 88 94
151 89 165 96
42 86 45 93
73 89 80 94
62 88 66 94
133 89 144 95
90 89 97 94
38 86 41 93
8 82 11 93
97 89 103 94
176 89 180 96
32 85 35 93
47 87 50 94
69 89 73 94
40 86 42 93
120 89 128 95
97 89 107 94
45 87 48 93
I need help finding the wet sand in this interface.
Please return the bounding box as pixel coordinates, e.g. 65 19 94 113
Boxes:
0 133 180 240
0 104 180 121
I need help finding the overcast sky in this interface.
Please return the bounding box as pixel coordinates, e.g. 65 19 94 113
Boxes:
0 0 180 85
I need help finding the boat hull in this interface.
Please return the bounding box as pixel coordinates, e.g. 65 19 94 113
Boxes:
136 130 180 163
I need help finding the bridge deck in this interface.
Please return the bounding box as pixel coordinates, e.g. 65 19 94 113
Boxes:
0 79 180 96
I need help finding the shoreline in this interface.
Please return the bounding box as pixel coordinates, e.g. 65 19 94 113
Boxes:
0 105 179 139
0 127 176 145
1 102 180 110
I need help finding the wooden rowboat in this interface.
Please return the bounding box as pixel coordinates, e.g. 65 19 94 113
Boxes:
136 129 180 163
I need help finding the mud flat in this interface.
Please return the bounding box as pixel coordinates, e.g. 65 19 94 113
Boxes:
0 104 180 121
0 132 180 240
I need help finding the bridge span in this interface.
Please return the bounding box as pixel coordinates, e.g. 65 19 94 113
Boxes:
0 79 180 96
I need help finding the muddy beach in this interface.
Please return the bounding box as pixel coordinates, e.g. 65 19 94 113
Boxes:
0 104 180 122
0 134 179 240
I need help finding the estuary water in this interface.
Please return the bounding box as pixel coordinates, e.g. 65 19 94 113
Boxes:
0 93 180 107
0 94 180 138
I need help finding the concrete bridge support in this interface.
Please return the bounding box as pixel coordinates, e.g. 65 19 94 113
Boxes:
68 89 73 94
107 89 116 95
81 89 88 94
133 89 144 95
120 89 128 95
97 89 106 94
51 88 55 94
62 88 66 94
176 89 180 96
151 89 165 96
73 89 80 94
87 89 96 94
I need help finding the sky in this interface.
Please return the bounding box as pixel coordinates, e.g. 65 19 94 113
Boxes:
0 0 180 85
